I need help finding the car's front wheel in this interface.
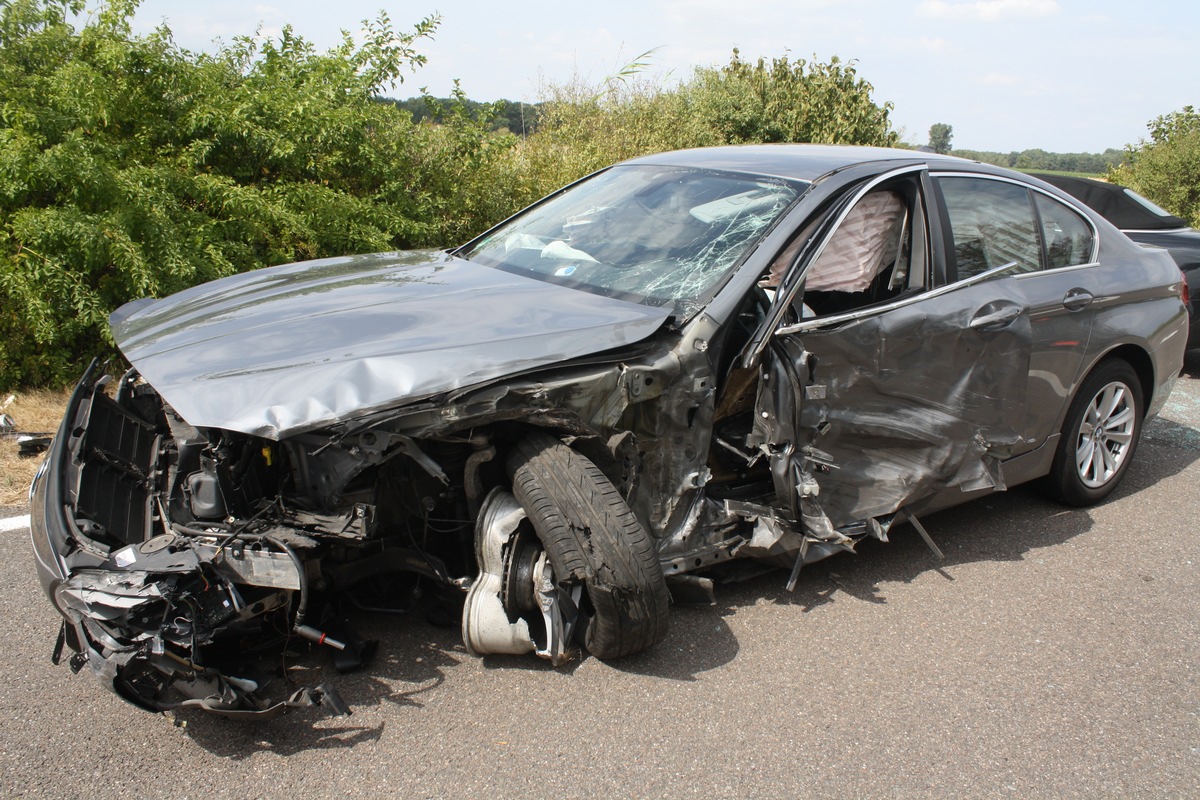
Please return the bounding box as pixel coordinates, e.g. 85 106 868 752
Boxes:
508 432 670 659
1042 359 1144 506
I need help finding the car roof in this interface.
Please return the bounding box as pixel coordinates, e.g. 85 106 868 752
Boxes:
1029 173 1188 231
622 144 976 182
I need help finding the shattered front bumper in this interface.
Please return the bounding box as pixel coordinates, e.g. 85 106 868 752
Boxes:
29 365 93 650
28 365 347 718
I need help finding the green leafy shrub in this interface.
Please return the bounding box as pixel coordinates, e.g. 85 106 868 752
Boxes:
0 3 901 387
0 0 445 386
509 49 899 206
686 50 898 147
1109 106 1200 227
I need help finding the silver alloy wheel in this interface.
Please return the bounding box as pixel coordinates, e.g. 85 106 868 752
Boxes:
1075 380 1137 488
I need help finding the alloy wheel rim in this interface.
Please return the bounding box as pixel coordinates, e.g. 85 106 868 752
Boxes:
1075 381 1136 489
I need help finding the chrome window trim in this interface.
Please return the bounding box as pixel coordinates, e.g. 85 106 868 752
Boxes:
777 261 1023 335
1123 227 1191 234
1012 260 1100 278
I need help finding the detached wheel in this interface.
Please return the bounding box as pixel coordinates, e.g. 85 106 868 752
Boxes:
508 433 670 659
1043 359 1143 506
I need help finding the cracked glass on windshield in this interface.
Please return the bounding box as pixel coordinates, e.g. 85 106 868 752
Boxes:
461 165 803 315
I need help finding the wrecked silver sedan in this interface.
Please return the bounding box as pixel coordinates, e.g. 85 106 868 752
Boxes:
30 145 1187 717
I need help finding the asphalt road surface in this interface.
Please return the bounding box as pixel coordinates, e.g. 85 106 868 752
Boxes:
2 359 1198 799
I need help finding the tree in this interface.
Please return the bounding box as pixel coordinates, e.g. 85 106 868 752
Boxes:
946 148 1123 174
0 0 466 386
687 50 899 147
1015 148 1052 170
1109 106 1200 227
519 49 900 199
928 123 953 154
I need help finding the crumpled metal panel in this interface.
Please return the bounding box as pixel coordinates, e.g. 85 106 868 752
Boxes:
111 250 670 439
757 277 1032 530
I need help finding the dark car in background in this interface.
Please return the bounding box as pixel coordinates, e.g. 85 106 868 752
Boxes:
1031 173 1200 349
30 146 1187 719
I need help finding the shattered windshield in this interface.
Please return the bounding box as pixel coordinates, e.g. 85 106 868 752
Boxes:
460 165 803 315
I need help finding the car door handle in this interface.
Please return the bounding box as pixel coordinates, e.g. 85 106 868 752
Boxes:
969 303 1023 331
1062 289 1094 312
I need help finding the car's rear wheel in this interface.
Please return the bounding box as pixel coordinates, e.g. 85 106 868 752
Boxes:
508 432 670 659
1042 359 1143 506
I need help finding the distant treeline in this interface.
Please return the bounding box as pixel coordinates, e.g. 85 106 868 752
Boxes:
952 148 1125 175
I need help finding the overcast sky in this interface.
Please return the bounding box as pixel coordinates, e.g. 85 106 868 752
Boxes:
129 0 1197 154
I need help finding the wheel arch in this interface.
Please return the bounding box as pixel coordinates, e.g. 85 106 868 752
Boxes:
494 422 637 500
1085 344 1156 418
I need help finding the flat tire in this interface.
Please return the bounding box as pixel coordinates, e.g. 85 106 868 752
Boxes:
508 433 669 658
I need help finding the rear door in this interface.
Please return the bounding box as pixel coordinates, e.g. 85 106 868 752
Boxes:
932 174 1099 453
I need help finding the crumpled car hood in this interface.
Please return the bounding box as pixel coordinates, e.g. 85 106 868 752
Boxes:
111 250 670 438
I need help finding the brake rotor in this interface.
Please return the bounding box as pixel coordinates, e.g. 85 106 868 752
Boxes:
501 527 541 615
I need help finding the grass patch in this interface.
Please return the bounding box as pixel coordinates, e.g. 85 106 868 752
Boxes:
1 388 70 506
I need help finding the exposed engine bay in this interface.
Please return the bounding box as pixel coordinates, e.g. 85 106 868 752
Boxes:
42 367 526 717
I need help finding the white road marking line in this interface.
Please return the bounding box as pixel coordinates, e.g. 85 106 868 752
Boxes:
0 514 31 532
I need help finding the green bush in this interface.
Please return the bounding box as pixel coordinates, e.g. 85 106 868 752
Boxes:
1109 106 1200 227
508 50 899 207
0 0 450 386
686 50 898 147
0 2 901 388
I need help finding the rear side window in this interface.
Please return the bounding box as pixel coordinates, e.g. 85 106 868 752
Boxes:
1035 193 1095 268
936 176 1041 279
